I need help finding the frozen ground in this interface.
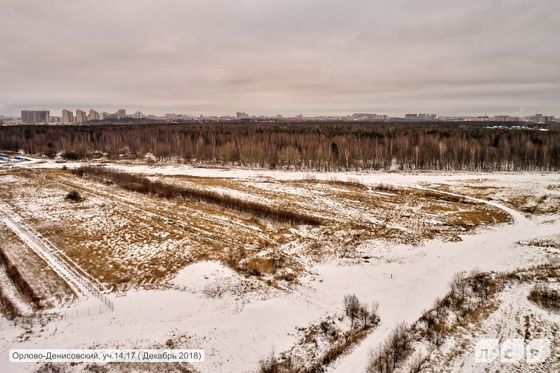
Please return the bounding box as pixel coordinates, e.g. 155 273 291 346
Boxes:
0 159 558 372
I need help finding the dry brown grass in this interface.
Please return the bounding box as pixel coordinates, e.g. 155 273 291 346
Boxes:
3 169 303 289
508 195 531 210
423 202 459 213
0 281 19 319
0 222 75 307
528 284 560 312
450 209 511 230
76 166 323 226
242 257 278 276
505 194 560 215
0 248 42 310
0 168 516 292
329 179 368 189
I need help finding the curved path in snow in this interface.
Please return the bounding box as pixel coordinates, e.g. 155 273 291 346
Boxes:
415 184 529 225
328 185 550 373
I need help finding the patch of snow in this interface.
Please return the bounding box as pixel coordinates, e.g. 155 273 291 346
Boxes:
172 261 241 292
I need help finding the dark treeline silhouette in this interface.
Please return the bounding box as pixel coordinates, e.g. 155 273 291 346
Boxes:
1 121 559 171
74 166 323 226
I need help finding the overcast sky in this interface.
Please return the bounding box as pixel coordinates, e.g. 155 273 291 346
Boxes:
1 0 558 117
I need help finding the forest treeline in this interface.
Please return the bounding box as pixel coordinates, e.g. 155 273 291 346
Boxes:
1 121 559 171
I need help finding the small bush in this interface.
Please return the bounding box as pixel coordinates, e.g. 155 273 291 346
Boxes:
344 294 380 330
65 190 83 202
375 183 400 192
243 257 277 276
275 271 297 283
344 294 361 327
258 352 294 373
528 285 560 312
367 322 412 373
61 151 86 160
409 352 430 373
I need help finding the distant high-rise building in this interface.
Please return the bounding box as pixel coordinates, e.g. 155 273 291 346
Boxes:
21 110 50 124
76 109 87 123
418 113 438 120
352 113 371 120
132 111 144 119
534 114 544 123
236 112 250 119
352 113 388 121
88 109 100 121
62 109 74 123
116 109 126 119
405 114 418 120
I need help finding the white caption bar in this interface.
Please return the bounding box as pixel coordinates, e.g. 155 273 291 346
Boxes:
9 349 204 363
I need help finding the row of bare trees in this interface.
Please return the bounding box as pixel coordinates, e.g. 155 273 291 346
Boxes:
367 271 502 373
75 166 322 225
1 121 559 171
259 294 380 373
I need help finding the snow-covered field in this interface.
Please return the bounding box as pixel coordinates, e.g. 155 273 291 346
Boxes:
0 159 559 372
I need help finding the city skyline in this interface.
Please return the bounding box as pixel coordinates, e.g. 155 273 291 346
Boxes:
1 1 559 117
4 107 560 120
9 108 557 125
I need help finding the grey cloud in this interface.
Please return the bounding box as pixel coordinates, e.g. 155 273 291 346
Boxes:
0 0 559 116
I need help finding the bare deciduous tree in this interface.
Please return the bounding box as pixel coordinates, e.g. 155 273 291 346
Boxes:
1 121 558 171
